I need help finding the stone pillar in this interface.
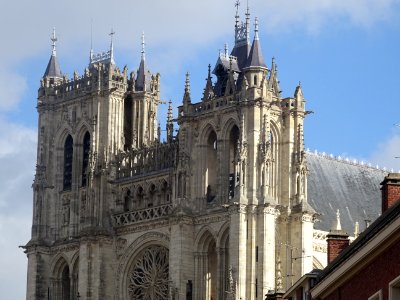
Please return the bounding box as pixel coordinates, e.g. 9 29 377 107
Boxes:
194 252 200 300
170 218 195 299
229 204 247 299
260 205 277 296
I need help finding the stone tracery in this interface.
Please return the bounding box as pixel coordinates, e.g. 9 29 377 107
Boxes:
127 245 169 300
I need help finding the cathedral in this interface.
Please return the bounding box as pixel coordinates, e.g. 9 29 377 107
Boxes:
24 5 386 300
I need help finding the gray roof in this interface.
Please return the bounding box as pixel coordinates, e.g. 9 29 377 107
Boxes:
245 38 267 69
43 54 62 78
231 42 250 70
307 152 387 233
135 58 151 91
212 55 241 74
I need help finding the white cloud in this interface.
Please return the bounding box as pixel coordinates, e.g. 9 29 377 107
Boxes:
0 118 36 300
259 0 398 33
1 0 399 67
0 72 27 112
368 134 400 171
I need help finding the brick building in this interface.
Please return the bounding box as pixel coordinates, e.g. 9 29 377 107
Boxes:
285 173 400 300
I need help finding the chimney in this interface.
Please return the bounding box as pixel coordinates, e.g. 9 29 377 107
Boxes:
326 210 349 264
381 173 400 213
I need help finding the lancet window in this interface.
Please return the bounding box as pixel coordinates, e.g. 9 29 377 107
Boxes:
228 125 240 199
63 135 73 190
206 130 217 202
81 132 90 187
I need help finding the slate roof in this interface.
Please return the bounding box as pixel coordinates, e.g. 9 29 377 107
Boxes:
135 58 151 91
212 55 241 74
307 152 387 234
43 54 62 78
231 42 250 70
245 38 267 69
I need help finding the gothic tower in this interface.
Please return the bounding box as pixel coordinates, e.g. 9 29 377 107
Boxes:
25 6 316 300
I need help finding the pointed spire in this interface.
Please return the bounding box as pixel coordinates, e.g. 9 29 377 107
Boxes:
90 19 93 63
109 28 115 65
136 32 149 91
183 72 191 106
43 27 62 78
167 99 173 124
141 31 146 61
232 0 251 70
268 57 281 95
235 0 240 29
254 17 259 40
202 64 214 101
245 0 250 41
185 71 191 94
244 17 267 70
294 82 303 98
167 100 174 143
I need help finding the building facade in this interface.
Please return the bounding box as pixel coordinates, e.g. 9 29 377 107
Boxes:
24 6 387 300
285 173 400 300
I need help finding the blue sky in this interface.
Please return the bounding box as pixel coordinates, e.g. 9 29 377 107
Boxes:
1 0 400 299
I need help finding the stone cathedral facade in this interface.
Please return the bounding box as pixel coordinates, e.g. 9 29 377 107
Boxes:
25 7 379 300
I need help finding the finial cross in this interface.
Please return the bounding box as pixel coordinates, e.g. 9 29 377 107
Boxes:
109 28 115 46
141 32 146 60
235 0 240 9
51 27 57 56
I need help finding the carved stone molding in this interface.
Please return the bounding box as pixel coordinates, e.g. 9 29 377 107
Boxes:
193 213 229 225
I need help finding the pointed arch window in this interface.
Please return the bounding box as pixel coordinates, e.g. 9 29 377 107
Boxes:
206 130 217 203
63 135 73 190
81 132 90 187
228 125 240 199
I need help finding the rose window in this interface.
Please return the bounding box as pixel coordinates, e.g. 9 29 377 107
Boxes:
128 245 169 299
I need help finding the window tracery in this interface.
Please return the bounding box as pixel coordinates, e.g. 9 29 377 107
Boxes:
127 245 169 300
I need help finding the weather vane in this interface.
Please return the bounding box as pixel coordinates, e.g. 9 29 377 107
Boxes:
109 28 115 42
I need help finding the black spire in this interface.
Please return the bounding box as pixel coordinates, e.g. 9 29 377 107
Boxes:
231 0 251 70
43 28 62 78
245 17 267 70
135 32 150 91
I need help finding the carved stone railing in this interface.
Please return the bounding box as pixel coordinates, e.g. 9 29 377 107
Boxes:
113 204 173 226
116 142 177 180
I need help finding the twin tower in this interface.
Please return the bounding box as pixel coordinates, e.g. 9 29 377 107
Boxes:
25 5 315 300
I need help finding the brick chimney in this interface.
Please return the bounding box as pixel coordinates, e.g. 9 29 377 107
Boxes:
326 209 349 264
381 173 400 213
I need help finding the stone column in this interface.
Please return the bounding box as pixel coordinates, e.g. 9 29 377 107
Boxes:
260 205 277 296
229 204 247 299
